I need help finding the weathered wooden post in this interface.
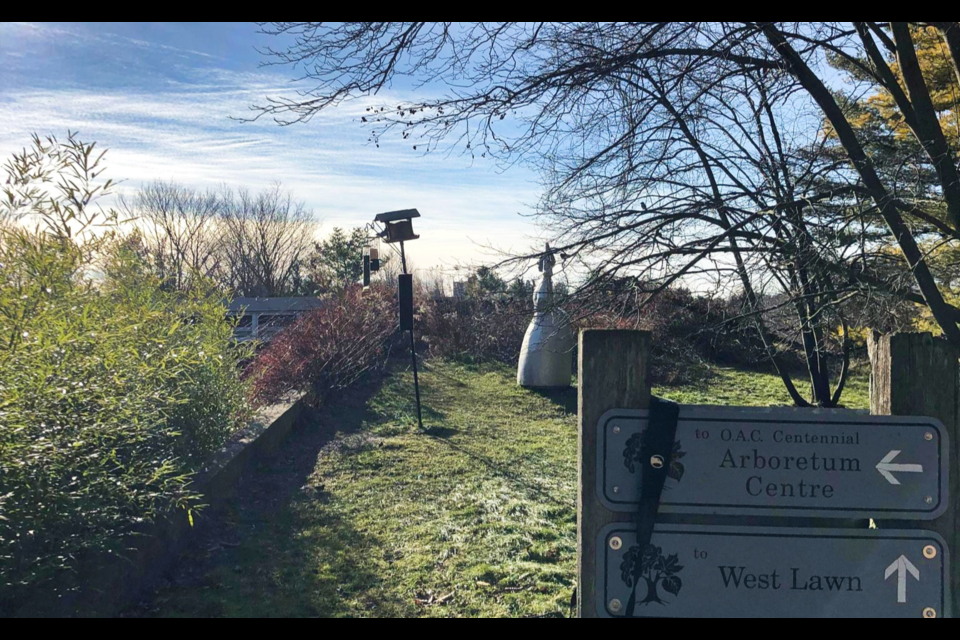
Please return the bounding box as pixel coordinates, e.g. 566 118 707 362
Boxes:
578 329 651 618
870 331 960 615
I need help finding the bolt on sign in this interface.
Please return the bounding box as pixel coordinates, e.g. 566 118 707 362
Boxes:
598 407 949 520
597 525 949 619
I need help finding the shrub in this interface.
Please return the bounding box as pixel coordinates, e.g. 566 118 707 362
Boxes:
0 234 250 602
574 286 772 384
246 285 397 407
418 273 768 383
419 294 532 364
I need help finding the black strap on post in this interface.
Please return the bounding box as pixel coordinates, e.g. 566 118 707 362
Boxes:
635 396 680 547
627 396 680 617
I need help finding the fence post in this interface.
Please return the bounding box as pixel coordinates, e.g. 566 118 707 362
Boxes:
869 331 960 615
578 329 652 618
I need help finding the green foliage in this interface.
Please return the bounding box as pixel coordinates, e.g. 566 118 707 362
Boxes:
464 266 508 299
829 25 959 247
305 227 379 292
0 234 250 601
0 134 250 605
834 26 960 148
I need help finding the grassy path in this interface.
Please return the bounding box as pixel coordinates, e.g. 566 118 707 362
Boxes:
130 360 867 618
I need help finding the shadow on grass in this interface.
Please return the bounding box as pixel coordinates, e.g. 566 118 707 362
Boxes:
128 373 409 618
528 385 578 415
421 425 458 439
418 359 470 388
421 431 573 511
422 403 448 422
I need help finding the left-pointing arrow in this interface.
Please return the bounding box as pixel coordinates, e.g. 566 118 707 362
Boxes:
876 450 924 486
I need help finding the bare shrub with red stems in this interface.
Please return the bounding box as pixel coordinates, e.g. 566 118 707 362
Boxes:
245 284 398 407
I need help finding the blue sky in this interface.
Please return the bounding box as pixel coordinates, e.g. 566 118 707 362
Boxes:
0 22 545 272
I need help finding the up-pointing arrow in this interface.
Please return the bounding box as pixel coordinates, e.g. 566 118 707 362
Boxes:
885 555 920 604
876 451 924 486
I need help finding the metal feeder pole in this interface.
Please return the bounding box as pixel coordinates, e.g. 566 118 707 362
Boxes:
400 240 424 431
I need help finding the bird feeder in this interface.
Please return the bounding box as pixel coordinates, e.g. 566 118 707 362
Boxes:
375 208 421 244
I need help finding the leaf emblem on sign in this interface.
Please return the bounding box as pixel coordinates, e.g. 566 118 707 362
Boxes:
618 544 685 613
661 574 683 596
623 436 686 482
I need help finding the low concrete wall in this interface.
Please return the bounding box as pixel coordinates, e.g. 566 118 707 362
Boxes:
13 397 308 618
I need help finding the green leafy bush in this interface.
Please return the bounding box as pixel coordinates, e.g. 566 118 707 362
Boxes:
0 233 250 601
0 134 250 606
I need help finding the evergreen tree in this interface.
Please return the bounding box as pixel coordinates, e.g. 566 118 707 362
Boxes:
306 227 378 292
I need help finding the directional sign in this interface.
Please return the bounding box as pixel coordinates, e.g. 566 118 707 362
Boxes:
597 524 949 618
598 407 948 520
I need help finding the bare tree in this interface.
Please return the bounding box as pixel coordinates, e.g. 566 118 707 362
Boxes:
218 184 317 297
125 181 224 292
253 23 960 405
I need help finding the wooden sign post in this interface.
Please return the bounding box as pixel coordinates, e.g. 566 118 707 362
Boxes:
578 330 651 618
869 332 960 617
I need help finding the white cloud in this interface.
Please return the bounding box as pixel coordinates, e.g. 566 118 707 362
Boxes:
0 67 546 272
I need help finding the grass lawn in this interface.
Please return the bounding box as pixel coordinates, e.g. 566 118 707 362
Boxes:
130 360 868 618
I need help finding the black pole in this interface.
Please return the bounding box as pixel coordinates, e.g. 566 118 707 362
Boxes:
400 240 424 431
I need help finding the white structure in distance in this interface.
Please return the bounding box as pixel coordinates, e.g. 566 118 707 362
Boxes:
517 244 574 388
227 297 324 343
